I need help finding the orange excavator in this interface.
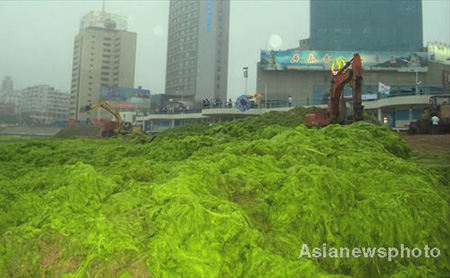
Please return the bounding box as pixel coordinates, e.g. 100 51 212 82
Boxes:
306 53 364 127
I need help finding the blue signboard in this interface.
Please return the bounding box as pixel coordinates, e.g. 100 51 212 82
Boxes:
260 50 428 72
100 87 150 102
206 0 213 32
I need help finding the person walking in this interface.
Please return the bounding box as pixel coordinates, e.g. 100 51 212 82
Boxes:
431 115 440 135
288 95 293 107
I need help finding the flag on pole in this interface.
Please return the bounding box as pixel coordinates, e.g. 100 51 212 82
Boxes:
378 82 391 94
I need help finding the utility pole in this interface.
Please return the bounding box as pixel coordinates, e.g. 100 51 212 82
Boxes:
243 67 248 95
401 59 421 94
258 80 268 108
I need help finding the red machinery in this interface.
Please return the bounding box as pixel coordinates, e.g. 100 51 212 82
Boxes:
306 53 364 127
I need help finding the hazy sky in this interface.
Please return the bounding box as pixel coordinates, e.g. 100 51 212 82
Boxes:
0 0 449 100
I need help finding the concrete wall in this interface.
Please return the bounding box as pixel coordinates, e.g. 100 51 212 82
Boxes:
257 64 330 105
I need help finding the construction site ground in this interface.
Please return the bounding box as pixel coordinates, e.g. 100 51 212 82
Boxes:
401 133 450 154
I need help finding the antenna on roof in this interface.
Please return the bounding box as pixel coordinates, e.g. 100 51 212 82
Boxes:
102 0 106 13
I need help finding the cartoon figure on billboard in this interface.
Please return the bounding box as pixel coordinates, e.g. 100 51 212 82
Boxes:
290 54 300 63
331 57 346 76
410 54 421 67
390 56 397 65
322 54 331 69
269 50 275 65
308 53 316 63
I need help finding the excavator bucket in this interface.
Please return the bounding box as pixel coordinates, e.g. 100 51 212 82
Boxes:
79 105 92 113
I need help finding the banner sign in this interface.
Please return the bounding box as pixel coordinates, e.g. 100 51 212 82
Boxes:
443 71 450 87
80 11 128 31
362 94 378 101
100 87 150 102
260 50 428 72
206 0 213 32
343 93 378 101
428 43 450 64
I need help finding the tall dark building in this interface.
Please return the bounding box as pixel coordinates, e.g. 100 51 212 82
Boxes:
309 0 423 52
165 0 230 102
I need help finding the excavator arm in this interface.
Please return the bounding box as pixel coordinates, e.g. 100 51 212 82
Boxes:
79 100 123 133
328 53 364 124
305 53 364 127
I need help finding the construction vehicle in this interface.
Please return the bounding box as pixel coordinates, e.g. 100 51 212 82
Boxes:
306 53 364 127
79 100 141 137
408 94 450 134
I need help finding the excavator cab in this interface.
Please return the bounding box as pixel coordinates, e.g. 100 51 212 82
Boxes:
305 109 330 127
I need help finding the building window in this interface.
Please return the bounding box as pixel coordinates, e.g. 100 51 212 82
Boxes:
396 110 410 121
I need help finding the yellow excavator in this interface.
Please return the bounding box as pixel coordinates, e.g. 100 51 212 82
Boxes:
79 100 141 137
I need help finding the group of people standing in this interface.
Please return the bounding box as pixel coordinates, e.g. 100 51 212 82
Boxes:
202 98 234 108
155 105 195 114
202 98 222 108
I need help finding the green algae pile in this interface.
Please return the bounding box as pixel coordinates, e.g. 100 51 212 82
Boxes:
0 116 449 277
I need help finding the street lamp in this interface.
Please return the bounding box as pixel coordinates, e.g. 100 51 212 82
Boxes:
401 59 420 94
243 67 249 95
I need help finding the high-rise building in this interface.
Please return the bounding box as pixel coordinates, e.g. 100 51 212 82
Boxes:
1 76 13 92
70 10 137 120
309 0 423 52
165 0 230 102
0 76 19 108
19 85 69 124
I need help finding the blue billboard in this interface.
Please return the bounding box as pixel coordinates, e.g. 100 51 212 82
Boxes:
260 50 428 72
206 0 213 32
100 87 150 102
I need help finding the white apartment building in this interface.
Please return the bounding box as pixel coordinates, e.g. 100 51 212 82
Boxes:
70 10 137 120
19 85 69 124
